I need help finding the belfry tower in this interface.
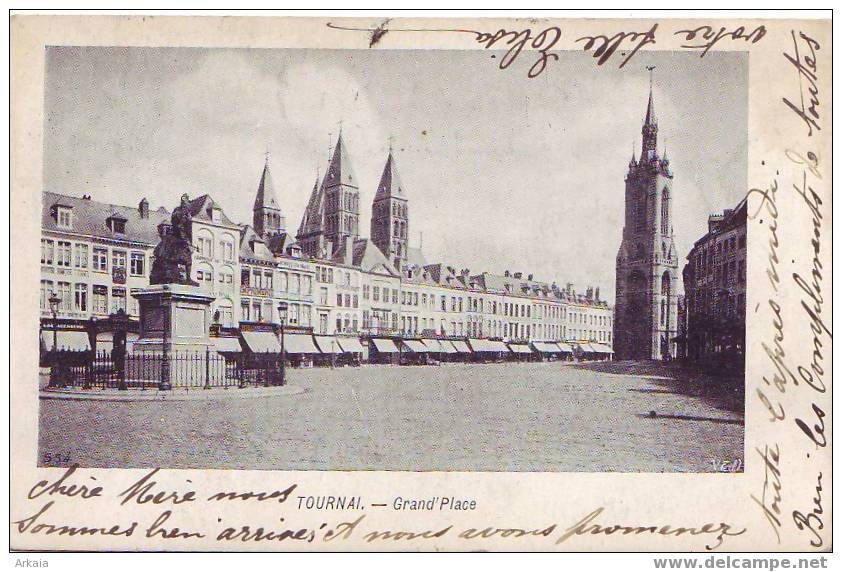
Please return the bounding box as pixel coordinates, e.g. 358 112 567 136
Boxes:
370 144 409 269
614 75 679 360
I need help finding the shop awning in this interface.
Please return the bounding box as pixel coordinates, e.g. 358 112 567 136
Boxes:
285 333 321 354
450 340 472 353
403 339 428 353
241 331 281 353
40 330 91 352
508 343 533 354
213 337 242 353
313 335 341 354
372 338 400 353
556 342 574 353
336 337 366 353
590 343 614 354
532 341 562 354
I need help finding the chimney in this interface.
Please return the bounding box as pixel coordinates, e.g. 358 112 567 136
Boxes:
566 282 573 293
513 272 523 279
594 287 601 301
527 273 534 281
139 198 149 219
504 270 510 277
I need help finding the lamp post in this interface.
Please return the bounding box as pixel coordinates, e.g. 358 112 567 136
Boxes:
48 291 61 355
277 301 288 386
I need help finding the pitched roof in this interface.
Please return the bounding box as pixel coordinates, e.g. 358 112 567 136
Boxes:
297 176 324 238
329 237 398 275
186 194 237 227
373 151 406 201
322 133 358 189
42 191 168 245
254 161 282 212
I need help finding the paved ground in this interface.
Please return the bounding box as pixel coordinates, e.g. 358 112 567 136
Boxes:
38 361 744 472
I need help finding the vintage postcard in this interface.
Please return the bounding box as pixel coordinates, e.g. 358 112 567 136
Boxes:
10 13 831 553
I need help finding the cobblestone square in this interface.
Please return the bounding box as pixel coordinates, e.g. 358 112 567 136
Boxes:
39 361 743 472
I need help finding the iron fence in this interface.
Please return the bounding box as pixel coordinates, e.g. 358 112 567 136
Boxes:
47 350 286 390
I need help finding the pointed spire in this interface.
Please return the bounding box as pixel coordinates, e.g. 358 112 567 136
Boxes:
630 142 637 165
375 145 405 201
644 65 657 126
323 132 358 189
298 173 323 238
253 158 281 211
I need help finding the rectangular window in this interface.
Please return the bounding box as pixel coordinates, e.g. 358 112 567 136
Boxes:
265 272 273 290
111 287 126 313
303 275 312 295
40 280 53 310
56 241 72 267
57 282 71 311
92 285 108 314
353 294 359 308
373 286 380 302
130 252 145 276
241 301 251 321
74 243 89 268
74 283 88 312
41 239 54 265
362 284 370 300
57 208 72 228
320 287 328 305
94 248 108 272
291 274 301 294
392 290 398 304
344 294 351 307
277 272 288 291
337 293 343 307
112 250 127 270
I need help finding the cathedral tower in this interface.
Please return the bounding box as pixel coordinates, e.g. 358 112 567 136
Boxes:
322 132 360 250
370 146 409 269
253 156 286 238
613 80 679 360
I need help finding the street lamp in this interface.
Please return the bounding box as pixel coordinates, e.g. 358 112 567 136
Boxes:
277 301 288 386
48 291 61 356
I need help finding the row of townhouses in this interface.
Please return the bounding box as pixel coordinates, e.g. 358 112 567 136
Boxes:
40 134 614 355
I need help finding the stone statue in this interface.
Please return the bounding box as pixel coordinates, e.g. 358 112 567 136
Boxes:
150 194 199 286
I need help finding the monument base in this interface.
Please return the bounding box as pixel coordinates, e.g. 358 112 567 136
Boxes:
132 284 216 389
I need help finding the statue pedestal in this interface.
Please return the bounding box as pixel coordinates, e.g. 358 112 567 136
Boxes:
132 284 215 389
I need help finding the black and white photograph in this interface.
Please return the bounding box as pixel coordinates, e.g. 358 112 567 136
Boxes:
36 45 749 473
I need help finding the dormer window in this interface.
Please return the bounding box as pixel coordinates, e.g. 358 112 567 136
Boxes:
53 204 73 229
107 213 127 234
211 206 222 223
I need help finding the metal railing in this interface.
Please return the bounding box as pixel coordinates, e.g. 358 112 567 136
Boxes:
47 350 286 390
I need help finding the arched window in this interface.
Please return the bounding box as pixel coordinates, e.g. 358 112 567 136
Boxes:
661 189 670 234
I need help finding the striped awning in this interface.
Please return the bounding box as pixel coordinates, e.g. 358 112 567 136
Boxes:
556 342 574 352
336 337 366 353
213 337 242 353
313 335 341 354
589 342 614 354
40 330 91 352
403 339 428 353
508 343 533 354
450 340 472 353
241 331 281 353
372 338 400 353
285 333 320 354
532 341 563 353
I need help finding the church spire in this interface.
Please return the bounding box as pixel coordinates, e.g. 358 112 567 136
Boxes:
253 154 285 237
641 67 659 160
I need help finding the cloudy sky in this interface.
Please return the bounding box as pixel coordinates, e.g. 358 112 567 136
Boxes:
43 46 747 301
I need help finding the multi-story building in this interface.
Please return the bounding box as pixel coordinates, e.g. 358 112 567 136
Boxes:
614 81 679 361
41 132 614 359
682 198 747 362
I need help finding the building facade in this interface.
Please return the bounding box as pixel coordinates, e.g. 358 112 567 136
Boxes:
682 198 747 363
614 84 679 361
41 133 614 356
